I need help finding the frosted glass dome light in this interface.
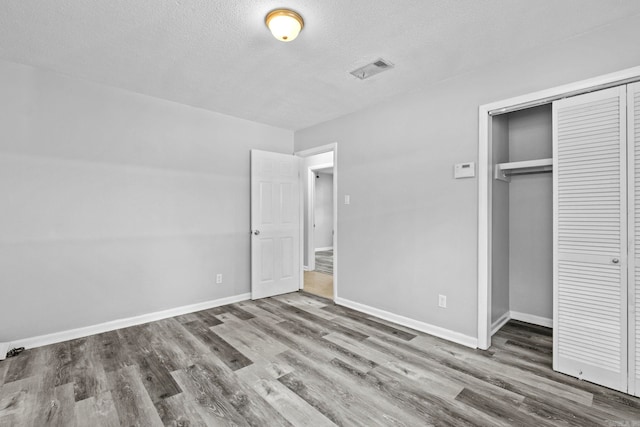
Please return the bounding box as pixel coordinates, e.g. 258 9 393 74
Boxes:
265 9 304 42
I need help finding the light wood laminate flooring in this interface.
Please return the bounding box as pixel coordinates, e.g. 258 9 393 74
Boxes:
303 271 333 299
1 292 639 426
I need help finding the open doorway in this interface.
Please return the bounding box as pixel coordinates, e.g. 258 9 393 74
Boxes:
296 143 337 300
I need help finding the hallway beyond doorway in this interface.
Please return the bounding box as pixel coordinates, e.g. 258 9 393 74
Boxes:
304 249 334 299
314 249 333 275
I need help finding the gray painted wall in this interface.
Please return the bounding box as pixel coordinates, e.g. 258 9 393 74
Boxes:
0 60 293 342
491 115 510 324
508 105 553 320
314 172 334 250
294 15 640 339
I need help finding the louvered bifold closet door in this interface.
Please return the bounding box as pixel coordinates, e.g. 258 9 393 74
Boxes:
553 86 628 392
629 82 640 397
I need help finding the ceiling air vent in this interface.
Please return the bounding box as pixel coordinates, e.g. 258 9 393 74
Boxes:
350 58 394 80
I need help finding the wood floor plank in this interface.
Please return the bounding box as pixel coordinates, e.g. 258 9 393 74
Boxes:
323 331 511 404
368 333 594 408
107 365 164 426
0 360 8 387
237 300 287 324
255 300 332 337
117 325 182 404
150 318 211 365
322 308 425 348
243 373 335 427
257 298 369 341
363 364 513 427
143 321 198 371
225 304 256 321
517 394 610 426
503 320 553 337
455 387 556 427
173 312 200 324
49 341 73 388
0 375 42 425
74 391 120 427
212 316 290 361
171 365 251 426
3 346 44 384
95 330 133 373
134 323 181 372
192 309 224 327
273 291 332 309
31 345 78 426
473 334 631 424
182 319 253 371
35 382 76 427
278 320 378 373
276 349 429 426
193 355 295 427
3 293 640 425
68 335 110 402
248 315 377 374
154 391 208 426
322 303 418 341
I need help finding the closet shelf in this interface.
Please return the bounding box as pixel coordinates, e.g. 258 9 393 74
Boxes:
495 158 553 182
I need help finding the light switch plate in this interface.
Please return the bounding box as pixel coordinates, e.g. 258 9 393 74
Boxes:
454 162 475 178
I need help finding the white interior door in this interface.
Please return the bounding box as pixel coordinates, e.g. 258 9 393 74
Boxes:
250 150 300 300
553 86 628 392
629 82 640 397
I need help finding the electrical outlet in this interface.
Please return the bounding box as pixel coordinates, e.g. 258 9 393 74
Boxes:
216 274 223 284
438 294 447 308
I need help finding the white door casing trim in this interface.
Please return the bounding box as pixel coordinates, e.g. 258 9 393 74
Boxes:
295 143 338 300
478 65 640 350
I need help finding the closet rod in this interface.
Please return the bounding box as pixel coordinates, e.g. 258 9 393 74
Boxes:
504 169 552 177
495 158 553 182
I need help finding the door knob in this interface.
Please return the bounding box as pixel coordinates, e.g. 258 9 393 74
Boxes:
253 230 260 236
612 258 619 264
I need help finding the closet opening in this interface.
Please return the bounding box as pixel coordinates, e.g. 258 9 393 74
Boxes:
478 65 640 351
479 66 640 396
490 104 553 338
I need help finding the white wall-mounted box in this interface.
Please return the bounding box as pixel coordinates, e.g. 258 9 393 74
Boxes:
454 162 475 178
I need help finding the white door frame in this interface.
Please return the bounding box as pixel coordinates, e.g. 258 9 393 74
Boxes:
295 143 338 300
477 66 640 350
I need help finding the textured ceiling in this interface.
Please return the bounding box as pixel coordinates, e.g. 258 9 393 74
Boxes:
2 1 640 130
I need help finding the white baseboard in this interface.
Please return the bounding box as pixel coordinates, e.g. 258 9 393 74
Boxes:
510 310 553 328
335 297 477 348
490 310 553 336
6 293 250 352
0 342 8 361
491 311 511 336
303 266 311 271
315 247 333 252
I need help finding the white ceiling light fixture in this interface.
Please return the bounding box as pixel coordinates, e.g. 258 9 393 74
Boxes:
265 9 304 42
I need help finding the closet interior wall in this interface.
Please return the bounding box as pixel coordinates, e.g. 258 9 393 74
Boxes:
491 105 553 331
